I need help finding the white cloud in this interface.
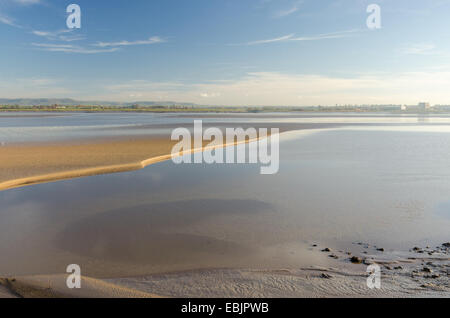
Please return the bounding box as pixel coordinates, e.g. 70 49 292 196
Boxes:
399 43 437 55
32 29 85 42
94 36 166 47
32 43 119 54
273 0 302 18
275 6 299 18
93 71 450 106
245 34 294 45
13 0 41 4
241 29 359 46
290 29 360 41
30 35 164 54
0 14 19 27
200 92 221 98
4 70 450 105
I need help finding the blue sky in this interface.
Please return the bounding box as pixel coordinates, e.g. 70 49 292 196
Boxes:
1 0 450 106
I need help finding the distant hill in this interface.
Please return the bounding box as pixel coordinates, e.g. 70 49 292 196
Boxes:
0 98 199 107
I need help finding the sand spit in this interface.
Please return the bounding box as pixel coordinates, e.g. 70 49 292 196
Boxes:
0 134 269 192
0 275 159 298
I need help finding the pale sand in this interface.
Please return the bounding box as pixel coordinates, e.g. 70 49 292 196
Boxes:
0 134 267 192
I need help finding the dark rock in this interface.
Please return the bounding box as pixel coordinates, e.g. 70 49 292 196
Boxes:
422 267 432 273
329 254 339 259
394 266 403 270
350 256 363 264
376 248 384 252
321 248 331 252
442 242 450 248
321 273 332 279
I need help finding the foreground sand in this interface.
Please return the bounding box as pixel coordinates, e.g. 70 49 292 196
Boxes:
1 267 447 298
1 243 448 298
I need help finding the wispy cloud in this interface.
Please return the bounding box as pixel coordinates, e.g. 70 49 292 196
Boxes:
32 43 119 54
273 0 303 18
246 34 294 45
274 4 300 18
290 29 360 41
94 36 166 47
399 43 437 55
241 29 359 46
32 29 85 42
31 35 166 54
12 0 42 5
0 14 21 27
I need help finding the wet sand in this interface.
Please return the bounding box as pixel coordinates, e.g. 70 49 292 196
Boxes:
2 242 448 298
1 118 323 192
0 276 159 298
0 121 344 192
0 131 271 192
1 117 437 192
0 121 349 192
0 137 175 190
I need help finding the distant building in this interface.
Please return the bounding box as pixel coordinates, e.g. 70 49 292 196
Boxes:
418 102 431 110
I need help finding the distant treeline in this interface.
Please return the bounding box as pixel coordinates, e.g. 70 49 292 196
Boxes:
2 104 450 113
0 105 294 113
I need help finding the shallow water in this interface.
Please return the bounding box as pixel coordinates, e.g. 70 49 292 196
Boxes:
1 118 450 277
2 112 450 143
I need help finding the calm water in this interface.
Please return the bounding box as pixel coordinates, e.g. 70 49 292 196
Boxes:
2 112 450 143
0 114 450 277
